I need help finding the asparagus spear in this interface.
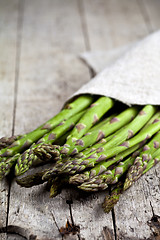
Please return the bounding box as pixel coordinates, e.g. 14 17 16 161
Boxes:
78 130 160 191
43 105 158 178
34 96 115 160
34 114 115 161
60 96 114 153
102 149 160 213
28 114 116 170
102 112 160 194
16 163 53 187
69 142 142 186
102 181 124 213
103 142 160 211
60 106 138 156
34 106 138 161
48 135 115 175
15 110 85 176
123 146 160 191
0 95 94 160
45 122 132 177
49 176 69 198
78 149 141 192
15 133 119 187
0 135 22 150
35 107 139 177
0 154 20 179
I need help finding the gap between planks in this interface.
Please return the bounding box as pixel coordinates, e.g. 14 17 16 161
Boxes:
6 0 25 238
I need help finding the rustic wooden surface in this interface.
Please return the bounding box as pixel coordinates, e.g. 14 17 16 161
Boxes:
0 0 160 239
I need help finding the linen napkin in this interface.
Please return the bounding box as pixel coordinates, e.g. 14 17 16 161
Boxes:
73 30 160 106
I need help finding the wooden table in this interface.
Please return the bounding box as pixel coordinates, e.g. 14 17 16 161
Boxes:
0 0 160 239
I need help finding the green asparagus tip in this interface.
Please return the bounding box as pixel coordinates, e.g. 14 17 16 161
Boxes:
102 181 124 213
123 179 132 191
78 181 108 192
69 173 89 185
102 193 121 213
33 143 60 161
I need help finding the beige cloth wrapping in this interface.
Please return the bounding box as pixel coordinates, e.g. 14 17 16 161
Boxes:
73 30 160 106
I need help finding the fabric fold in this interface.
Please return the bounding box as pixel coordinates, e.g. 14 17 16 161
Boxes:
72 30 160 106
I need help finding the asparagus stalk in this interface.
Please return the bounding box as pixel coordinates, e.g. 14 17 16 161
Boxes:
34 106 138 162
34 114 115 161
60 96 114 153
69 142 142 186
15 110 85 176
78 130 160 191
17 138 111 189
104 142 160 211
43 105 158 178
0 95 94 179
47 136 114 176
102 181 124 213
16 163 53 187
102 149 160 213
78 149 141 192
49 176 69 198
0 154 20 179
0 95 94 160
34 117 129 176
34 96 115 160
0 135 22 150
47 123 132 175
35 106 140 178
123 145 160 191
60 106 138 156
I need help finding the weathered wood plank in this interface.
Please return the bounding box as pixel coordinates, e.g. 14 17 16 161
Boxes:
83 0 160 239
113 1 160 239
70 189 115 240
7 0 114 239
83 0 148 50
0 0 20 239
140 0 160 32
5 0 160 240
113 164 160 239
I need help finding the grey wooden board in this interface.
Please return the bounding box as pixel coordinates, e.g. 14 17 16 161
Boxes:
110 0 160 239
1 0 160 239
7 0 114 239
83 0 149 50
0 0 20 239
7 234 26 240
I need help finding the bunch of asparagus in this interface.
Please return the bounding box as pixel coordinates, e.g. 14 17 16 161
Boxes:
1 94 160 213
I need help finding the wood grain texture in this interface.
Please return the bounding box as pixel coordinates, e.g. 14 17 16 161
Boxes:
109 1 160 239
0 0 20 239
7 0 114 239
83 0 148 50
140 0 160 32
1 0 160 239
114 165 160 239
